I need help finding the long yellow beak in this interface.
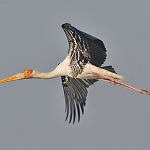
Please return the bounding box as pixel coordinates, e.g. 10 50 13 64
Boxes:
0 73 24 84
0 70 33 84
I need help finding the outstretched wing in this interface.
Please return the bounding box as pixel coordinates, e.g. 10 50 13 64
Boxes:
61 76 97 123
62 23 107 77
61 66 117 123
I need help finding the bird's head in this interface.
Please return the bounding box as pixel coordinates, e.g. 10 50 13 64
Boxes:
0 69 33 84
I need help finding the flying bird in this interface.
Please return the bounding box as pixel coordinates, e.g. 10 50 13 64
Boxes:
0 23 149 123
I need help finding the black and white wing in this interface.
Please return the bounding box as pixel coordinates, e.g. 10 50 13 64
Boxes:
62 23 107 77
61 23 108 123
61 76 97 123
61 66 117 123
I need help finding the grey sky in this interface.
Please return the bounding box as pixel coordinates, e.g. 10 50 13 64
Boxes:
0 0 150 150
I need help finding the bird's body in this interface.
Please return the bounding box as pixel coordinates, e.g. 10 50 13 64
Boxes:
0 23 149 123
33 55 123 80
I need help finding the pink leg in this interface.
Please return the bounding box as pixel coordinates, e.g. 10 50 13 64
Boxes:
92 72 150 96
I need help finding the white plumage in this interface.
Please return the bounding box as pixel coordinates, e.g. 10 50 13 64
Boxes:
0 23 149 123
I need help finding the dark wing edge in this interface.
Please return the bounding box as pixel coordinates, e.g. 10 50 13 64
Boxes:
80 30 107 67
101 66 117 74
62 23 107 68
61 76 97 123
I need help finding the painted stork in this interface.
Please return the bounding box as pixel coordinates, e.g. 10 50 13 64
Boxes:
0 23 149 123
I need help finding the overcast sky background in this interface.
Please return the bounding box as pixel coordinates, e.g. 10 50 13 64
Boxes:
0 0 150 150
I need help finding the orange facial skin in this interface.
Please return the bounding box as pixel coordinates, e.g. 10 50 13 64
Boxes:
22 69 33 79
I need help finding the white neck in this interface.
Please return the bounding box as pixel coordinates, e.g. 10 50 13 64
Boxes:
31 56 71 79
32 70 60 79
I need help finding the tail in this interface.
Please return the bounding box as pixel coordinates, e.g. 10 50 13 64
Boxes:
101 66 117 74
100 66 124 81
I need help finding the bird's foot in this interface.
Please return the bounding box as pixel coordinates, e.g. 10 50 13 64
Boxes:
140 89 150 96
